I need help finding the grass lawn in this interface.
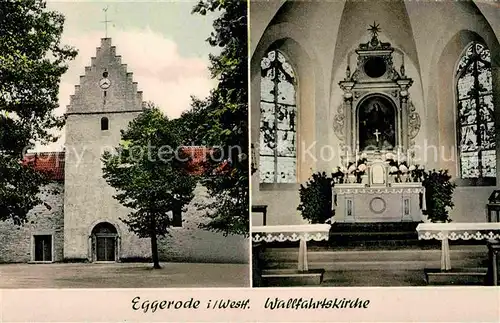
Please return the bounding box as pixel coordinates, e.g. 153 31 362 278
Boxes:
0 262 249 288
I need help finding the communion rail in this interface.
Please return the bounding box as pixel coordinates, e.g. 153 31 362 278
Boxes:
416 222 500 271
252 224 331 271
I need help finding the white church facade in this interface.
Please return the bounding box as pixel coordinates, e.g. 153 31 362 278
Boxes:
251 0 500 226
0 38 248 264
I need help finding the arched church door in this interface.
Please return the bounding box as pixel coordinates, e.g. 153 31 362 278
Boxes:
358 95 397 151
91 222 118 262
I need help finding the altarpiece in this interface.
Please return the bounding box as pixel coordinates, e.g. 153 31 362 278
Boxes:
333 23 424 223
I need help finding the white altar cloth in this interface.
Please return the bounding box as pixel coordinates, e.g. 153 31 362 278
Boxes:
416 222 500 270
252 224 331 271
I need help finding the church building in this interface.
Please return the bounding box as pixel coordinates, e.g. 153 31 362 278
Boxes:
251 0 500 226
0 37 248 264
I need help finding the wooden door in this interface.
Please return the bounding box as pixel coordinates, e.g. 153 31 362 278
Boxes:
96 236 115 261
34 235 52 261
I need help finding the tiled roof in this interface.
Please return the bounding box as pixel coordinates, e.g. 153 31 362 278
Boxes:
182 146 230 175
182 146 207 175
21 147 226 180
23 152 65 181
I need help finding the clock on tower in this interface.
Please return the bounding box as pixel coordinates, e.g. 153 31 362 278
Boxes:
99 71 111 89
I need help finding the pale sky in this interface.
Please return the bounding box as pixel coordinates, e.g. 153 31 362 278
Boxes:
38 0 218 151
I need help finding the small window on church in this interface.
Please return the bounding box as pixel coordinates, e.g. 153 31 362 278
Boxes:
259 50 297 183
456 42 495 179
101 117 109 131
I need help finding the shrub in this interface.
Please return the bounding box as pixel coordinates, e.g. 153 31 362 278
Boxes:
297 172 334 224
422 169 457 222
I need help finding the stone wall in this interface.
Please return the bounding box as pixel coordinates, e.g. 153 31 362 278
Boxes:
158 185 249 264
0 182 248 264
0 183 64 263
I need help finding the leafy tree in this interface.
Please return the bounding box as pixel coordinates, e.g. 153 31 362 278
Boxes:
190 0 248 236
0 0 77 224
102 104 197 269
171 96 210 146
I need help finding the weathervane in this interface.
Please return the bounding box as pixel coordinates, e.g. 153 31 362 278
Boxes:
367 21 381 38
101 6 113 38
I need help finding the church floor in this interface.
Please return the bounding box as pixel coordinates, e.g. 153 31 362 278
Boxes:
321 269 428 286
0 262 249 288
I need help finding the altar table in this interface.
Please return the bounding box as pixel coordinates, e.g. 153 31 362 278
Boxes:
252 224 331 271
416 222 500 270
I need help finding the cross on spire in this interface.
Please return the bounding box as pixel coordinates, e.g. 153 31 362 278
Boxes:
101 6 113 38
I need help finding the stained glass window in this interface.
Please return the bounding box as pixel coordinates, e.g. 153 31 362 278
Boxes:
456 42 496 178
259 50 297 183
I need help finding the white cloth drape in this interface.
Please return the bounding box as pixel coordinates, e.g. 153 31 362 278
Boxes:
298 239 308 272
417 222 500 270
252 224 330 272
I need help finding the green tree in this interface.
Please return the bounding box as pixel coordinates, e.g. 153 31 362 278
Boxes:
172 96 210 146
190 0 248 236
0 0 77 224
102 104 197 269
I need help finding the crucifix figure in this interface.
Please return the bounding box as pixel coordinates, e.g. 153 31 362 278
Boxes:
373 129 381 142
101 6 113 38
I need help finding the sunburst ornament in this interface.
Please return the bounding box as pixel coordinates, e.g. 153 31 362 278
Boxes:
368 21 381 38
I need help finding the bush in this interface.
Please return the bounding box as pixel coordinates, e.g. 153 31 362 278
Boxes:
422 169 457 222
297 172 334 224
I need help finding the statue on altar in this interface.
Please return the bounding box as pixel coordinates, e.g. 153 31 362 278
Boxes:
359 96 396 151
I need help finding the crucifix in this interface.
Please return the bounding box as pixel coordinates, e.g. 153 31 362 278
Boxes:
101 6 112 38
373 129 381 142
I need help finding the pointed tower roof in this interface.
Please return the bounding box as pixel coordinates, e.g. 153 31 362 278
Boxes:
66 38 144 115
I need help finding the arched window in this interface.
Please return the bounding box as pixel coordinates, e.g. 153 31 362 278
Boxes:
456 42 495 179
259 50 297 183
101 117 109 131
91 221 117 235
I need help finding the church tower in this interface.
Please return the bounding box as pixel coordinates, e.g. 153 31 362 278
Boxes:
63 38 150 262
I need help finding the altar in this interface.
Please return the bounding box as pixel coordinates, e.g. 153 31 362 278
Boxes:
333 163 425 223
